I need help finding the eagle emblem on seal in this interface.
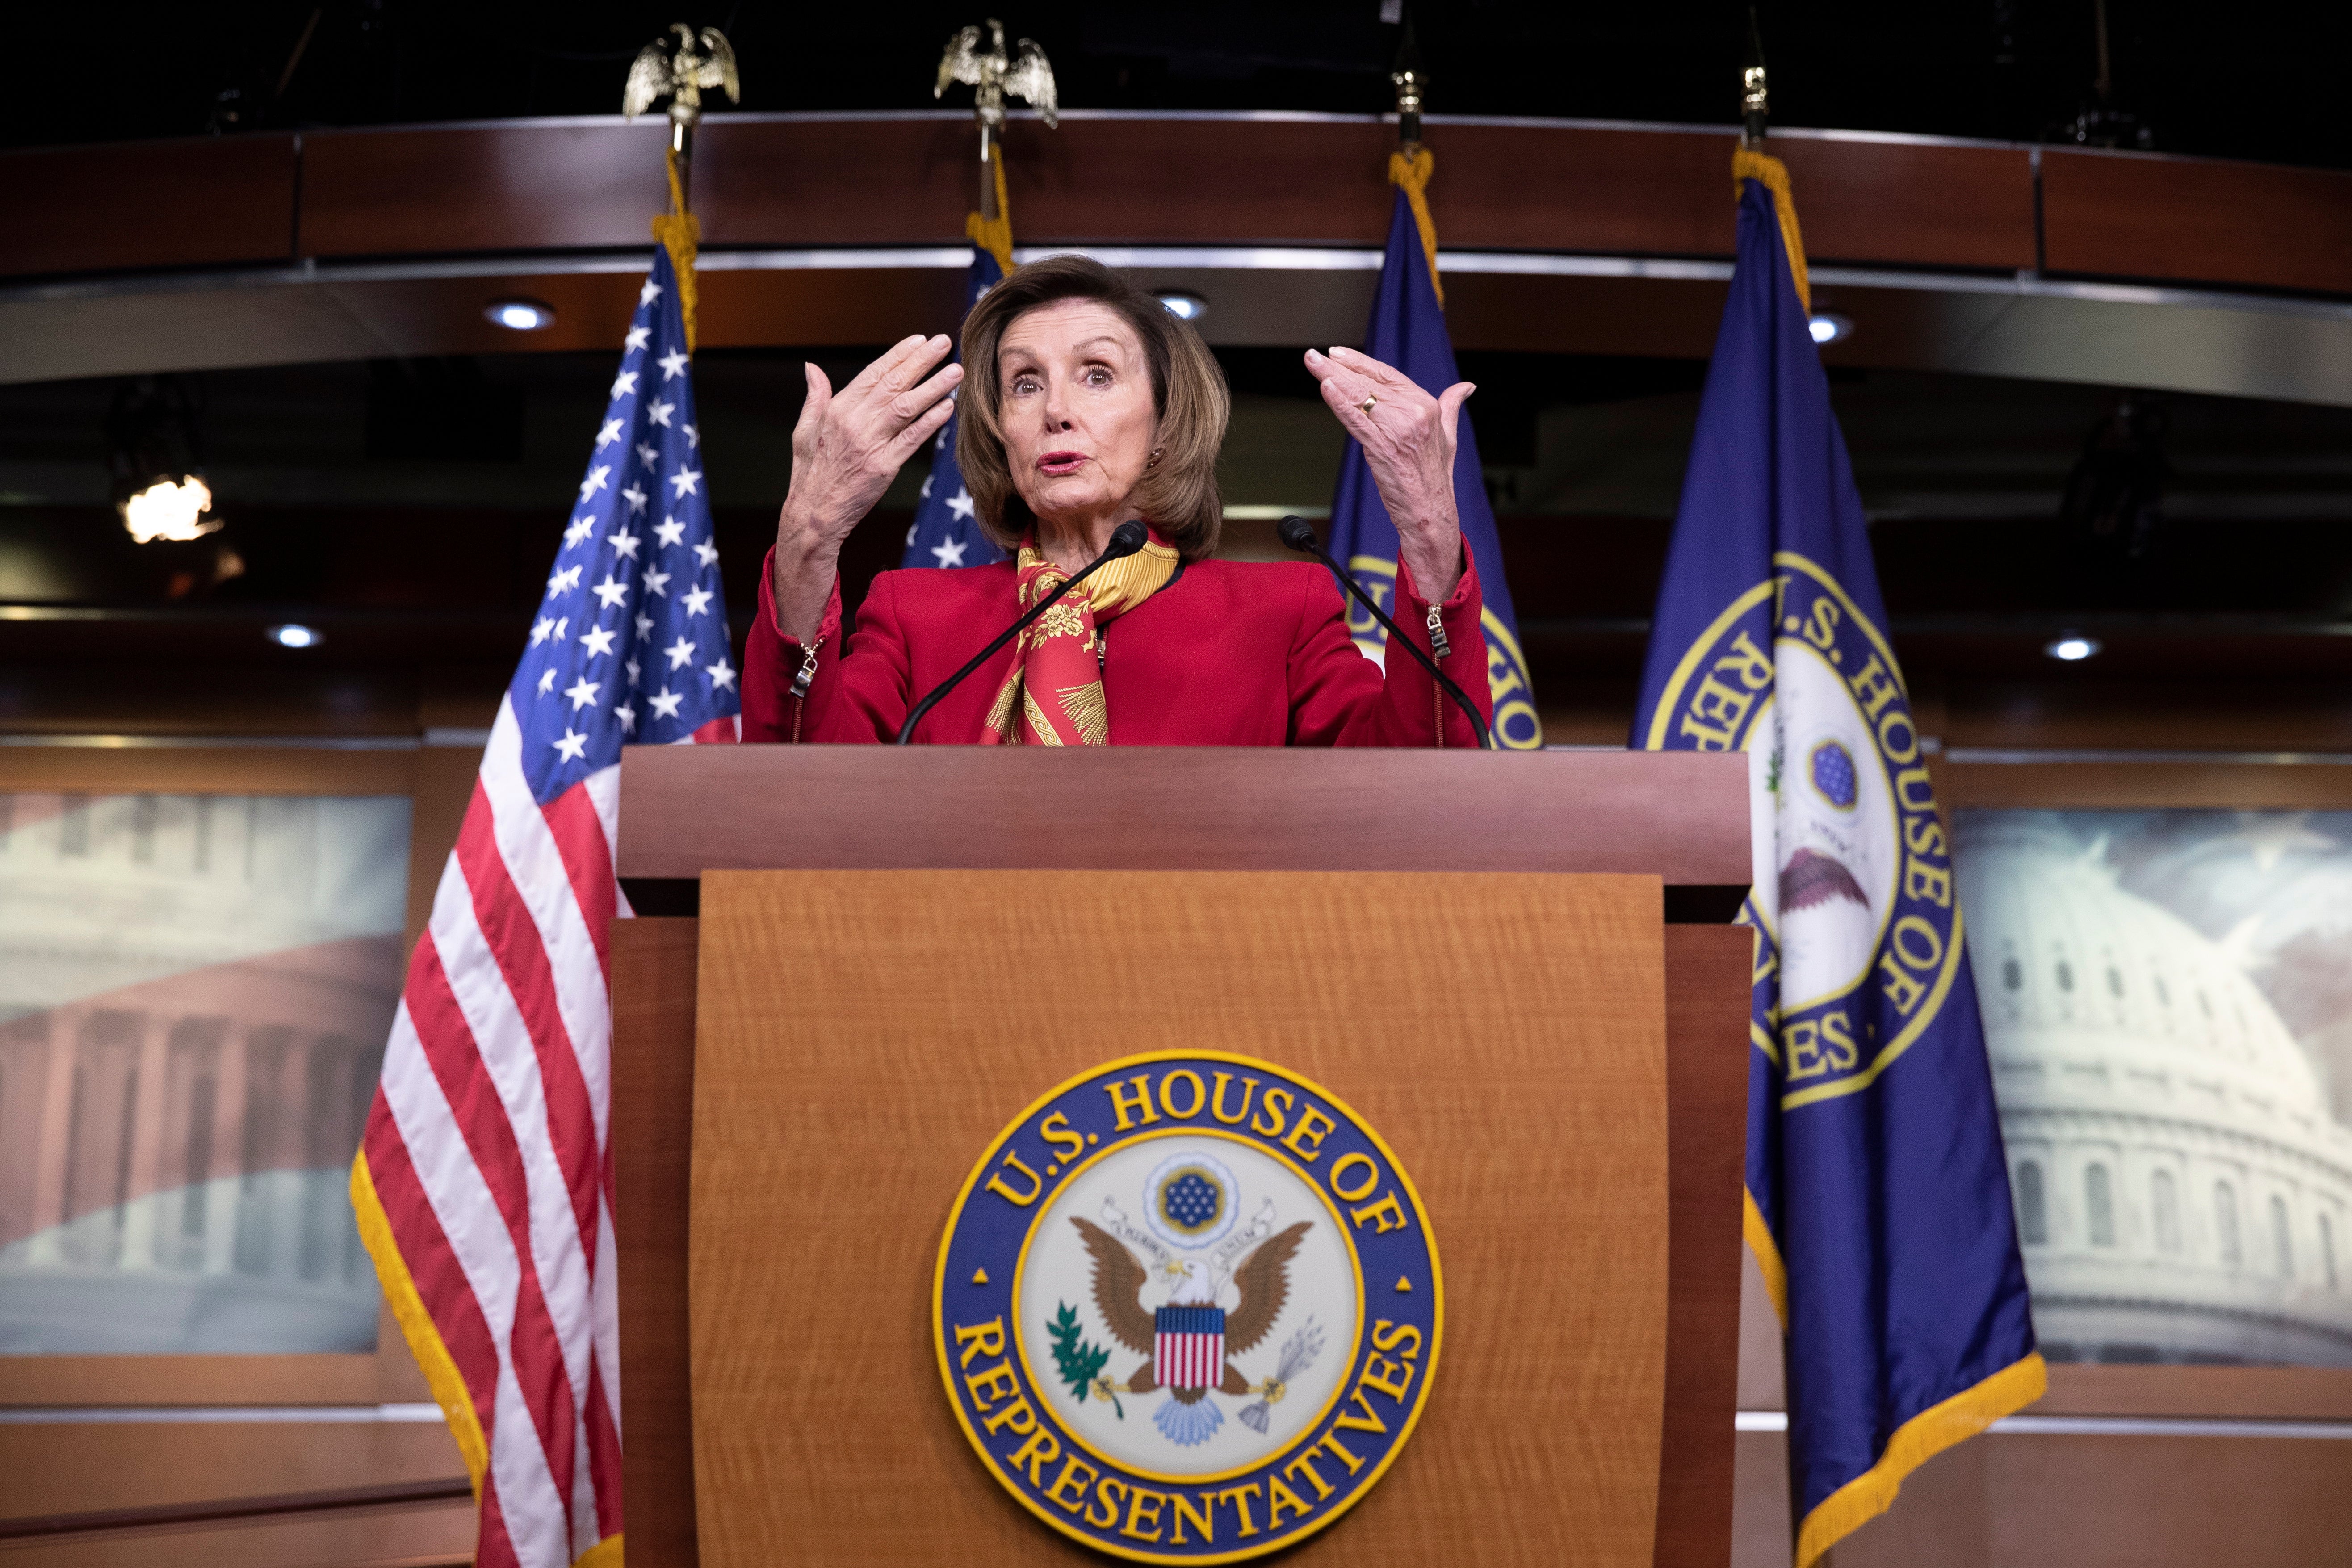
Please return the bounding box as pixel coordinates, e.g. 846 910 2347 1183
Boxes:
1048 1149 1324 1446
1070 1210 1311 1445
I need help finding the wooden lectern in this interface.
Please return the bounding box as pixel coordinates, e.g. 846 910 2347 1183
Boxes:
610 748 1752 1568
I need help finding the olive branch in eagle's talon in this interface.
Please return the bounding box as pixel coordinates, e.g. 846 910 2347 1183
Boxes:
1049 1301 1123 1418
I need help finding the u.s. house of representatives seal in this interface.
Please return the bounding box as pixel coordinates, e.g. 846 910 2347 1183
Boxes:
934 1052 1442 1562
1645 551 1968 1107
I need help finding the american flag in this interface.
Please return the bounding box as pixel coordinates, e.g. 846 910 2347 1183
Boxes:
1155 1304 1227 1391
899 241 1009 571
350 243 737 1568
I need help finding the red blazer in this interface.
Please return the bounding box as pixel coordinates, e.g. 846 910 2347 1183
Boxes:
742 545 1493 746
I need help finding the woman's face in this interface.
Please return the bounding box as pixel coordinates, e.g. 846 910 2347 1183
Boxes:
995 300 1157 533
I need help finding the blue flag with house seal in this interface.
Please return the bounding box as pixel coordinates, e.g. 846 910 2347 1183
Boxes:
1327 168 1541 748
1631 154 2044 1566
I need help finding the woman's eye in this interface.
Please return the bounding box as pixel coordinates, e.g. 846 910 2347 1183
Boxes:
1084 368 1113 387
1009 375 1040 395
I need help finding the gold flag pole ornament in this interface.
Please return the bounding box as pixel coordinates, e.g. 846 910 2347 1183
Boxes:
1387 20 1442 306
934 18 1059 273
1729 12 1810 314
624 21 741 348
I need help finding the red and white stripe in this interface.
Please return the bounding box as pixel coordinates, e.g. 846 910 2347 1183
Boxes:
1155 1329 1226 1391
361 696 730 1565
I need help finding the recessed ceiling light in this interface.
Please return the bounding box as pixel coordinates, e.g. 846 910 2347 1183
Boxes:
1154 290 1209 322
1808 312 1854 345
267 622 322 649
485 298 557 331
2044 634 2100 662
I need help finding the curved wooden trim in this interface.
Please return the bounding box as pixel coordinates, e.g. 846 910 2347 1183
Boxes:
2042 146 2352 298
4 113 2339 303
7 134 296 278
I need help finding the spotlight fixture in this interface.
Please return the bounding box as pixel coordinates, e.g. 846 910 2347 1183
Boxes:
484 298 558 331
267 623 323 649
121 475 218 545
1153 290 1209 322
1807 312 1854 345
2044 634 2101 662
106 377 222 543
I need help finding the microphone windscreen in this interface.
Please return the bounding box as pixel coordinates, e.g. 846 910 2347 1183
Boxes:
1107 520 1149 558
1275 514 1321 554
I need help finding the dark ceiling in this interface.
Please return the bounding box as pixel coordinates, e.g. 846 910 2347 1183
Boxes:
11 2 2350 171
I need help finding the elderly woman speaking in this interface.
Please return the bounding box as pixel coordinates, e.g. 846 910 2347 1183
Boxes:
746 255 1491 746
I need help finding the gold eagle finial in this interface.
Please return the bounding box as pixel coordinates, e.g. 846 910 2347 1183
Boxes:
623 22 741 130
934 19 1059 136
934 19 1057 221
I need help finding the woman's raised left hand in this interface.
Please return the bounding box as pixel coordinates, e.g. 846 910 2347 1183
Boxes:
1305 345 1473 602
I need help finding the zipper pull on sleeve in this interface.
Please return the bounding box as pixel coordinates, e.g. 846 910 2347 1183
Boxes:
1425 604 1452 659
790 635 825 699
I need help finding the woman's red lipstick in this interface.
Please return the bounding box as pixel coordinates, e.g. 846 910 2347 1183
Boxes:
1037 450 1086 476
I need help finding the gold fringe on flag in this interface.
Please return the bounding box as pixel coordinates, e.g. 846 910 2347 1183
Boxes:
350 1151 489 1498
967 153 1016 277
1794 1353 2048 1568
1743 1185 1789 1325
1388 147 1443 307
1730 147 1811 314
650 144 701 351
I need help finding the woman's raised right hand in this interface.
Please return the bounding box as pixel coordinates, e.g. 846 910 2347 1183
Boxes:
778 334 964 554
771 335 963 642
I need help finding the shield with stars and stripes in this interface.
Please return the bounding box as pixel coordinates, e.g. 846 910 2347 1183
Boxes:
1154 1304 1228 1392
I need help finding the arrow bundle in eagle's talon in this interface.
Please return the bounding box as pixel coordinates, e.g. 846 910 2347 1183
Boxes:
1238 1316 1325 1435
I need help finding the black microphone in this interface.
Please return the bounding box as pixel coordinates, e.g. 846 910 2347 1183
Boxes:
896 520 1150 744
1277 514 1493 751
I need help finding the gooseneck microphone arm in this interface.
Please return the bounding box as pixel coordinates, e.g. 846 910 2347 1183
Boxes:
895 520 1150 744
1277 515 1494 751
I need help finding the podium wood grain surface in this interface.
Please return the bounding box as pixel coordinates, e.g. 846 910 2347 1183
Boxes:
612 921 1747 1568
686 869 1671 1568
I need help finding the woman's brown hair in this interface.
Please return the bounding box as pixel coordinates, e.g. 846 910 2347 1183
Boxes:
955 253 1229 562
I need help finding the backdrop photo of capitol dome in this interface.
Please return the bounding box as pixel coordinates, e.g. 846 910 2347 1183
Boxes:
0 792 408 1354
1958 809 2352 1367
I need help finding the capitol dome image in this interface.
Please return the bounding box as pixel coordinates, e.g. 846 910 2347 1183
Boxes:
1958 812 2352 1366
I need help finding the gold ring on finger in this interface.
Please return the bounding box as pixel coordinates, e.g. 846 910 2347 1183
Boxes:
1360 394 1378 414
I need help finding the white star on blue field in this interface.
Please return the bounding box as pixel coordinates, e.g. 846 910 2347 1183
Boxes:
511 248 737 801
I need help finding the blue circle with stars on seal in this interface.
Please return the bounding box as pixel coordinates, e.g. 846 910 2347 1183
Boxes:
1809 738 1859 810
1145 1152 1237 1247
1169 1175 1214 1221
1166 1174 1218 1228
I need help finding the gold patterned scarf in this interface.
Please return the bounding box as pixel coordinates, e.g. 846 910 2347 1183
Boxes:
979 526 1179 745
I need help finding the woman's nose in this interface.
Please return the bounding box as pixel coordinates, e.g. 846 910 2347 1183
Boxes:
1039 378 1073 431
